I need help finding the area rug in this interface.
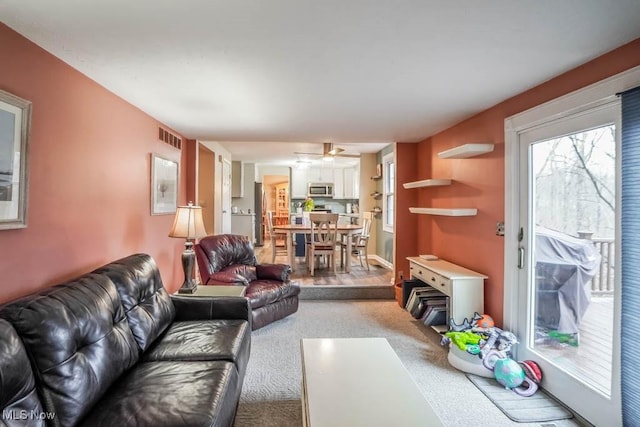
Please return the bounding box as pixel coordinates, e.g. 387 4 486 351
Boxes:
233 300 582 427
466 374 574 423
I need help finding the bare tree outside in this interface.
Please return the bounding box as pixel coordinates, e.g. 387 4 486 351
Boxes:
533 124 616 239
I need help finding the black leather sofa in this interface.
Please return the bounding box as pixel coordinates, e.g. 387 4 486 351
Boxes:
0 253 251 427
195 234 300 330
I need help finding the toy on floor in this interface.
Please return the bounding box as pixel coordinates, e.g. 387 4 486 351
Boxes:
443 331 484 351
475 313 495 329
442 312 534 384
493 358 525 389
449 312 483 332
482 352 543 397
479 328 518 360
518 359 543 393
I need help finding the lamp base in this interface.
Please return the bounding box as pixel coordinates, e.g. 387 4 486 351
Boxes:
178 281 198 294
177 241 198 294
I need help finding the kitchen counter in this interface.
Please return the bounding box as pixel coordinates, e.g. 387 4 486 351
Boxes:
231 213 255 243
289 212 360 225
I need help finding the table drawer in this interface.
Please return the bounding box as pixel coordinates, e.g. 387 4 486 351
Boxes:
410 265 452 296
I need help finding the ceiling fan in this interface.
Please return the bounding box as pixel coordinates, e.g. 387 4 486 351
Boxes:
294 143 360 159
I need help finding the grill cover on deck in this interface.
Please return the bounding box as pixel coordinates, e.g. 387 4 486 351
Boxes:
535 227 602 334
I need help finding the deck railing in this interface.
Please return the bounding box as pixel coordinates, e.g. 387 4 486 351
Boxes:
590 238 615 294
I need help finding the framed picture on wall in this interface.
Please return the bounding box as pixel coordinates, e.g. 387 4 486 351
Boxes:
151 153 178 215
0 89 32 230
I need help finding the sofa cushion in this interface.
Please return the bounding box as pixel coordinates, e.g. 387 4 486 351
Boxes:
197 234 257 276
93 253 175 353
142 319 251 374
0 319 46 427
256 263 291 282
207 264 257 285
252 296 300 330
245 279 301 309
81 361 240 427
0 274 139 427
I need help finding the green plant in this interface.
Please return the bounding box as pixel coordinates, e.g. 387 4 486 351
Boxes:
303 197 315 211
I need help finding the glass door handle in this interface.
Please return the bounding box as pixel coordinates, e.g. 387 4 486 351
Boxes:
517 247 525 269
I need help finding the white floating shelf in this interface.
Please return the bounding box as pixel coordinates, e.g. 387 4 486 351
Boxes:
437 143 494 159
409 207 478 216
403 179 452 189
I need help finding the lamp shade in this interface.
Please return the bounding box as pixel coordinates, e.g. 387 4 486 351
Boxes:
168 203 208 239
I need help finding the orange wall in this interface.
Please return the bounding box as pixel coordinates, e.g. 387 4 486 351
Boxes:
393 143 419 282
0 24 187 302
408 38 640 327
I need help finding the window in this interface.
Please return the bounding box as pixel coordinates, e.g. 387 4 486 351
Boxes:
382 152 394 232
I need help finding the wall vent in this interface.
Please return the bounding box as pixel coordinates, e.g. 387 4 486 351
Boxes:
158 127 182 150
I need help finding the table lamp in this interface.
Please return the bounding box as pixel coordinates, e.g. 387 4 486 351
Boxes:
169 202 208 293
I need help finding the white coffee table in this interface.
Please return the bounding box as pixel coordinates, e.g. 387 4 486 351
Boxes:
300 337 444 427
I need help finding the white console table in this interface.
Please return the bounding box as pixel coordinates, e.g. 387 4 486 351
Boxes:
407 257 486 333
300 338 443 427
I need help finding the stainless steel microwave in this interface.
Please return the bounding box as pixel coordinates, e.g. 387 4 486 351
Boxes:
307 183 334 198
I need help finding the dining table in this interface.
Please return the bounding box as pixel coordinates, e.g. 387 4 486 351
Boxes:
272 223 363 273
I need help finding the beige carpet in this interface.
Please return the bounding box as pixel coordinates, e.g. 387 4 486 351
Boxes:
233 300 583 427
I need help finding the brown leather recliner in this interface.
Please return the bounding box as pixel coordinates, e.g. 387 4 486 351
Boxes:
195 234 300 330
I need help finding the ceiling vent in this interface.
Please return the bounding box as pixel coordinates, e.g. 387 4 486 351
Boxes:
158 127 182 150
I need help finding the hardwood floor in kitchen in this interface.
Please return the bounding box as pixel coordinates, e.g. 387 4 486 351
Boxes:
254 240 393 286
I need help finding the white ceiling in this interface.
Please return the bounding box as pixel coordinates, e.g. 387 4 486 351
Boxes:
2 1 640 164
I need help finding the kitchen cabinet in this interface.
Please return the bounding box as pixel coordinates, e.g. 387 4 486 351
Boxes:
307 167 333 183
291 167 334 198
291 165 360 200
291 168 307 199
333 168 345 199
332 166 359 199
275 182 289 216
231 213 255 243
231 161 244 198
343 167 358 199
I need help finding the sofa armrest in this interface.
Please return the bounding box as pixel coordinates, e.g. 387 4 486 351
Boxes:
205 270 250 285
256 263 291 282
171 295 252 326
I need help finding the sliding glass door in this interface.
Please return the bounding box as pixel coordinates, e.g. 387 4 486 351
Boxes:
514 101 621 426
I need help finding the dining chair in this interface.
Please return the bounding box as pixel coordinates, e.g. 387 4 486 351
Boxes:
266 210 288 262
306 213 339 276
339 211 373 271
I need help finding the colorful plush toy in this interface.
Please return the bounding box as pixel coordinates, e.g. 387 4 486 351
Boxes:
449 312 483 332
444 331 483 351
493 358 525 389
496 330 519 354
482 351 543 397
475 314 495 329
514 360 543 397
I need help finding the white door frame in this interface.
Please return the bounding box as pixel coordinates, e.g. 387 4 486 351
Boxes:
504 65 640 424
221 158 232 234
